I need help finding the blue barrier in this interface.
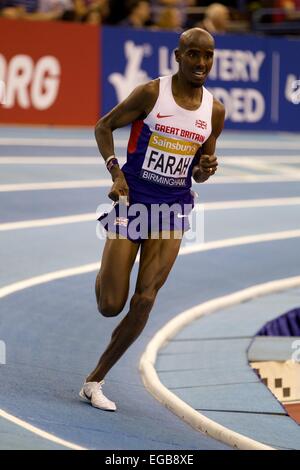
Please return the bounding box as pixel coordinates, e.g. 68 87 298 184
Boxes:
101 26 300 132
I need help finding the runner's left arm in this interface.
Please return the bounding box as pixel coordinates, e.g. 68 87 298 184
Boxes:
193 99 225 183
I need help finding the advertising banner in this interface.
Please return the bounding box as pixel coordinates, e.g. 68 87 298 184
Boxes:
102 26 300 132
273 38 300 132
0 19 100 125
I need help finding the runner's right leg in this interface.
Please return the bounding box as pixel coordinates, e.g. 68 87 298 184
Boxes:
80 238 139 408
95 237 140 317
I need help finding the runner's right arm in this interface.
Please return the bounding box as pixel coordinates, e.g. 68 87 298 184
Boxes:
95 81 158 201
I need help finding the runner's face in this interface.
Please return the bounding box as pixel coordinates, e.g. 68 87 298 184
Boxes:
178 40 214 87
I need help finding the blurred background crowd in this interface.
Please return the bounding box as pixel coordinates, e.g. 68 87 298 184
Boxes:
0 0 300 34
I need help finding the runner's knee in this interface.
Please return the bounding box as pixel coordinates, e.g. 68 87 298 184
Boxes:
95 273 126 317
98 298 124 317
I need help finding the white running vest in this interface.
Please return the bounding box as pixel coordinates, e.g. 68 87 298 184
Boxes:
122 75 214 203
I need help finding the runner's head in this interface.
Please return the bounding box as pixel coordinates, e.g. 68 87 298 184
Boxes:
175 28 214 88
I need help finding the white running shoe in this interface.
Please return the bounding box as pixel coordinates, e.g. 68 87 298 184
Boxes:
79 380 117 411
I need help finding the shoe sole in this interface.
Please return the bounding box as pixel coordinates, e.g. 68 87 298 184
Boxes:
79 388 116 412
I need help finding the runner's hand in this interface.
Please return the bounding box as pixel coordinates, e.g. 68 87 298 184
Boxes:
108 173 129 202
199 154 218 176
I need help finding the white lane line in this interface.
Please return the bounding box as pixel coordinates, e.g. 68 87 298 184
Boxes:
0 157 100 165
223 158 282 173
0 180 110 192
1 232 300 448
1 137 300 150
210 175 300 183
266 167 300 178
0 409 86 451
0 213 96 231
140 275 300 451
0 263 97 299
2 174 300 192
224 156 300 163
0 157 126 165
2 197 300 232
0 138 125 147
224 158 300 178
199 197 300 211
218 140 300 150
180 229 300 255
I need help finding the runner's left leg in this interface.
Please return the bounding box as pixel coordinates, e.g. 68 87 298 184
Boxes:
87 234 182 382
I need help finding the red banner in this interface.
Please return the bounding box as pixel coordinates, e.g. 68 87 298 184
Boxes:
0 19 99 125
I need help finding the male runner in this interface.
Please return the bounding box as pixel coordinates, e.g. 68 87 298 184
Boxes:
80 27 225 411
